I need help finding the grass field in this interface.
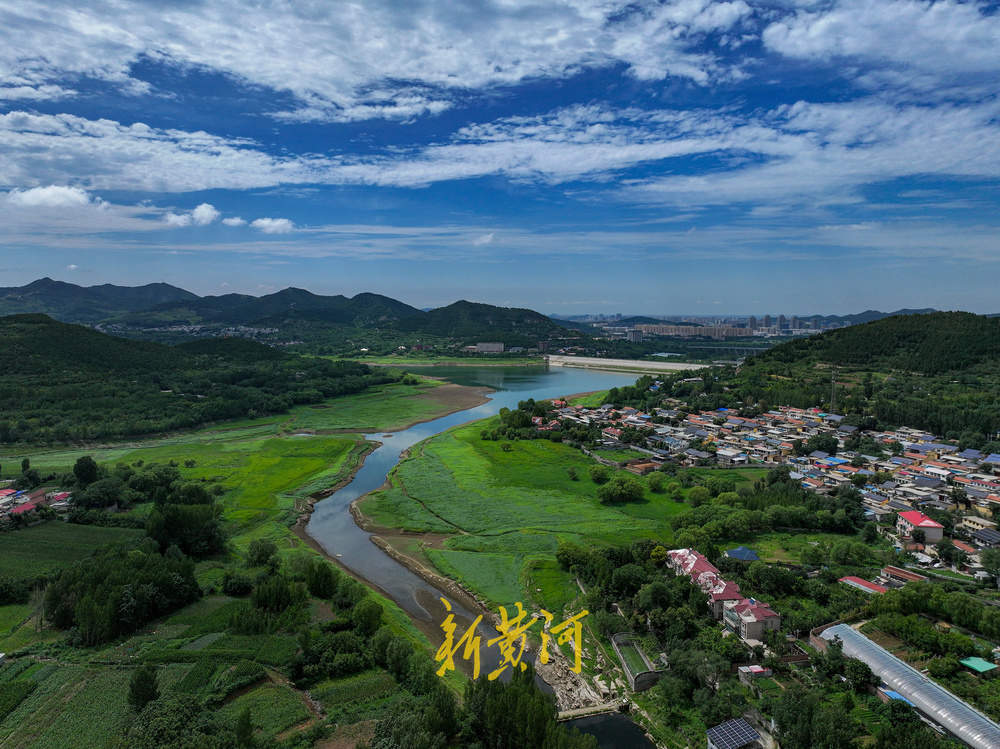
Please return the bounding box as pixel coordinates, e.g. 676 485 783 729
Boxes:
568 391 607 407
719 530 864 564
360 416 690 610
618 640 651 676
0 522 144 578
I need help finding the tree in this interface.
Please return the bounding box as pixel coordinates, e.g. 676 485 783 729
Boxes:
845 658 877 692
352 598 383 636
73 455 100 488
980 548 1000 589
597 475 644 504
648 472 665 493
911 529 926 545
129 664 160 712
246 539 278 568
235 706 254 747
20 457 29 474
589 465 610 484
688 486 710 507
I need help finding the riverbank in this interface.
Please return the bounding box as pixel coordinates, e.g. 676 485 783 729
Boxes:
359 356 544 368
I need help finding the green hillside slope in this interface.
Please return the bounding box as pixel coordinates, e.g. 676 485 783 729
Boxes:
0 315 391 444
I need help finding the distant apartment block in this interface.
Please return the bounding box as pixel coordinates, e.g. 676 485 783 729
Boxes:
475 342 505 353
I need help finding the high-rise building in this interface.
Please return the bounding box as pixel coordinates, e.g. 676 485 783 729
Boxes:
626 329 644 343
778 314 787 330
748 316 758 331
791 316 800 329
763 314 772 329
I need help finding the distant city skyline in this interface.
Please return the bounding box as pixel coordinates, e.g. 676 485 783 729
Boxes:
1 1 998 311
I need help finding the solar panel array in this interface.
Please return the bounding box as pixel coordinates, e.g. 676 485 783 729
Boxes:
706 718 760 749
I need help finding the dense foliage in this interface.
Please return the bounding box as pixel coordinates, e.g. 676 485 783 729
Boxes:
43 543 201 645
0 313 394 443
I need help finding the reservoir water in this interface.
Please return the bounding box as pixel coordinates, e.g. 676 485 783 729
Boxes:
305 365 655 748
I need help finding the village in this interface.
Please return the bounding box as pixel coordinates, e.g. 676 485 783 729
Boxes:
546 394 1000 579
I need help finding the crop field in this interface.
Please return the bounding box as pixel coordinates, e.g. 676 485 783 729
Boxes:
683 466 769 489
0 522 144 578
360 417 690 609
592 447 648 463
217 682 311 736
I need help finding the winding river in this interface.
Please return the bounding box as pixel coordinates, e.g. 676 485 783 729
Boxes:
305 365 656 748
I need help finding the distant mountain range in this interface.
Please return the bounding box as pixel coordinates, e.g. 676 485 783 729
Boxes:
0 278 569 345
796 309 938 327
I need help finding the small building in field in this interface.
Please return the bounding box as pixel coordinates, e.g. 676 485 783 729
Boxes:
725 546 760 562
961 657 999 677
881 566 927 584
839 576 888 595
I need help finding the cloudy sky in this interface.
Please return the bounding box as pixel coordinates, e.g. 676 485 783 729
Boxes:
1 0 998 314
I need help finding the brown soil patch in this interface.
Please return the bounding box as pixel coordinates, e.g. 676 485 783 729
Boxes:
416 382 491 413
315 720 376 749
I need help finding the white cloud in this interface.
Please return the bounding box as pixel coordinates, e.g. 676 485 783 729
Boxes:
0 0 752 118
6 185 91 207
163 202 220 227
191 202 220 225
65 263 78 271
164 212 192 227
0 84 76 101
222 217 246 226
251 217 294 233
763 0 1000 91
473 232 495 246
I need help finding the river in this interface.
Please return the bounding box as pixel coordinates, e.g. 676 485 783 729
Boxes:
305 365 656 748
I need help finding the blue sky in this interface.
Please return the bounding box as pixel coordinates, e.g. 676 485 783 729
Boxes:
1 0 998 314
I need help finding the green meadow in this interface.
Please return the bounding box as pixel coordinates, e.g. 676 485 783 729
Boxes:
0 522 144 578
360 416 691 611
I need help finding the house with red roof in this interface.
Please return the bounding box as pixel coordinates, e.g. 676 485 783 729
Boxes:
723 598 781 641
839 576 888 595
896 510 944 544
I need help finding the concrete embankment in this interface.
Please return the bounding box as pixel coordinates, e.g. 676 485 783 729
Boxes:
545 355 709 373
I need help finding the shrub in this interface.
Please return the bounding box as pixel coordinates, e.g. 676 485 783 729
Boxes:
589 465 610 484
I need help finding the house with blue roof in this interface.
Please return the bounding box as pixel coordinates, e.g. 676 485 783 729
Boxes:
725 546 760 562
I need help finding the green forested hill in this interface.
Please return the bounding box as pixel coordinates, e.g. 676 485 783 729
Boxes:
631 312 1000 440
758 311 1000 375
0 277 197 323
396 299 564 343
0 279 577 347
0 315 390 443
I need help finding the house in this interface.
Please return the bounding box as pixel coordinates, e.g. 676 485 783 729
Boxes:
896 510 944 544
972 528 1000 549
706 718 761 749
723 598 781 641
839 576 888 595
881 565 927 584
738 664 773 685
962 516 998 534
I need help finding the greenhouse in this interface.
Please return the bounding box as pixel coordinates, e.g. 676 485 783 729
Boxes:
821 624 1000 749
